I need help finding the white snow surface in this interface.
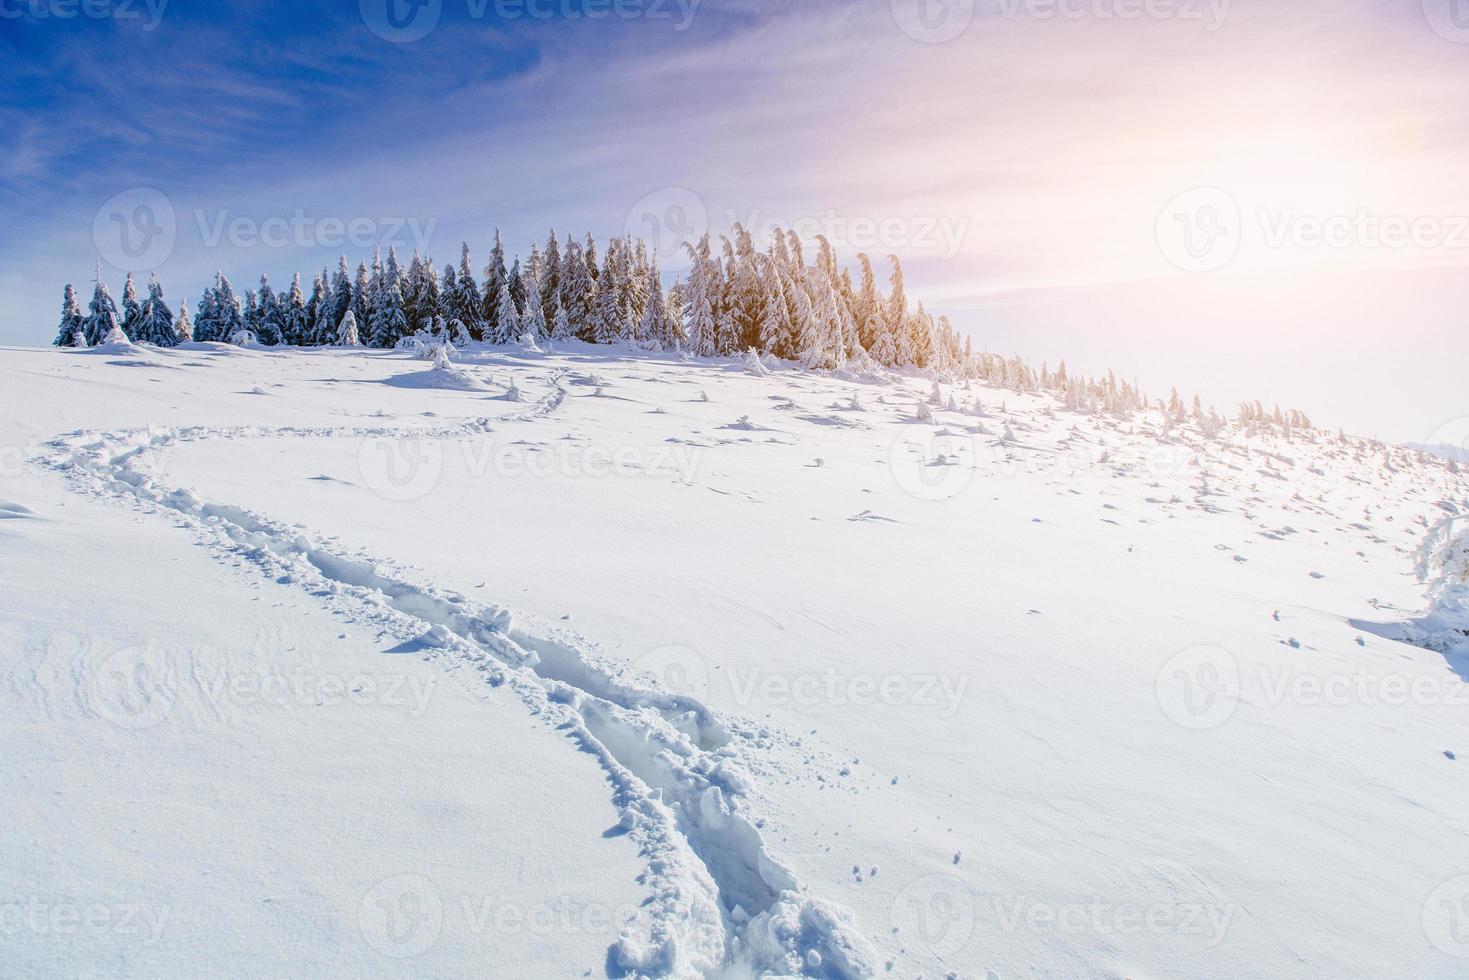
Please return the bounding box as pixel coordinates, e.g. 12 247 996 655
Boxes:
3 340 1468 978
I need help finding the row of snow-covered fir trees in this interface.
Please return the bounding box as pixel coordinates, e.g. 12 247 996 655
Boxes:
55 224 974 373
51 224 1321 430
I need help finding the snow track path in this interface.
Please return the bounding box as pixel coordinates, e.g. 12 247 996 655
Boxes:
38 373 877 979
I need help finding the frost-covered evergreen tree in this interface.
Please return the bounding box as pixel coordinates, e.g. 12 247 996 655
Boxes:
82 271 124 346
584 233 599 281
637 264 675 348
135 274 178 346
311 273 336 345
493 281 519 345
759 270 795 359
53 284 84 347
119 273 142 341
420 256 441 329
282 273 309 345
559 242 595 341
254 275 284 345
681 236 717 356
886 256 915 366
520 267 547 339
331 257 353 331
453 243 482 338
591 246 623 345
541 230 561 317
909 302 934 369
481 229 508 337
441 264 457 324
214 274 246 342
370 276 408 348
175 297 193 343
550 293 574 344
507 256 526 316
336 309 361 347
352 261 372 331
403 251 427 333
857 255 875 351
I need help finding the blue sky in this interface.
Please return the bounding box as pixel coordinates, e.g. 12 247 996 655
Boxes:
3 0 1468 443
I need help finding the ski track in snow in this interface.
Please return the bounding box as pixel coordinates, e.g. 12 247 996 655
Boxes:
37 369 878 980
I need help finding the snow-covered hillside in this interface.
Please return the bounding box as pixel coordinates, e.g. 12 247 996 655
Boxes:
3 340 1468 978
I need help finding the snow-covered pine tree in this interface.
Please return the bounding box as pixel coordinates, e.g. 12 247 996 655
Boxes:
453 243 482 339
542 230 561 316
681 236 717 357
482 229 508 338
521 267 547 339
135 274 178 346
852 252 881 348
493 281 519 345
53 284 84 347
336 308 361 347
255 275 284 345
758 268 795 359
352 261 372 331
790 275 822 369
591 243 623 344
664 276 686 349
331 256 353 330
909 302 934 369
419 256 441 331
441 264 457 326
292 278 312 344
174 298 192 343
120 273 142 340
214 274 246 342
637 263 674 348
82 271 124 346
888 256 916 366
550 293 574 344
559 242 595 341
370 276 408 348
403 251 426 333
311 273 336 345
584 233 599 281
507 256 526 315
385 246 403 299
192 280 219 343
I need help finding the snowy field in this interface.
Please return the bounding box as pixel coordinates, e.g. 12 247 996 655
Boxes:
3 340 1469 978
